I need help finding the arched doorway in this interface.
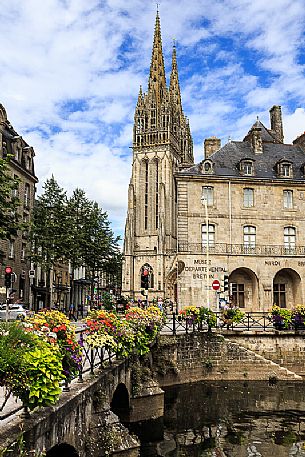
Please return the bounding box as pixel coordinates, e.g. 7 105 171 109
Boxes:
229 267 258 310
166 261 185 303
110 383 130 422
46 443 79 457
273 268 301 309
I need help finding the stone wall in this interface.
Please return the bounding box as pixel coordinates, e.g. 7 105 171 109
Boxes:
225 331 305 376
0 360 140 457
151 333 301 386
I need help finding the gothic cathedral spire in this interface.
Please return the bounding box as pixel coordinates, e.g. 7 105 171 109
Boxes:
123 12 194 301
169 43 182 116
148 11 166 107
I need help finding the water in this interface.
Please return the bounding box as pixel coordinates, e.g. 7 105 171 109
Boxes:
132 381 305 457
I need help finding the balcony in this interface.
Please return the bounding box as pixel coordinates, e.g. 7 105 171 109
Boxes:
177 243 305 257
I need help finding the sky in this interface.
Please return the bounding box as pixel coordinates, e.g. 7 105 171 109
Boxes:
1 0 305 241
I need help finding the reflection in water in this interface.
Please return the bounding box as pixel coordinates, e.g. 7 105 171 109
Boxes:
133 381 305 457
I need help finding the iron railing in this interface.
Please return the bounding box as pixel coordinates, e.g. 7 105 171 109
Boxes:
177 243 305 257
1 313 300 421
161 312 278 334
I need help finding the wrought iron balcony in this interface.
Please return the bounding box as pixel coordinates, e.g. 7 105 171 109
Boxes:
177 243 305 257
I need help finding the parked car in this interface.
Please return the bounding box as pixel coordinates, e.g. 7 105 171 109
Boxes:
0 304 28 321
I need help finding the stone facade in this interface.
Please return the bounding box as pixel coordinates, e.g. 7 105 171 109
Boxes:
0 104 38 305
122 12 193 302
122 13 305 311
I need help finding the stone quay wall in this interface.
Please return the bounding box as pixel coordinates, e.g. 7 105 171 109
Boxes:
225 331 305 377
151 332 302 386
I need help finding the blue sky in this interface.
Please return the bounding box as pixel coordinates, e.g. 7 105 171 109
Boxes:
1 0 305 241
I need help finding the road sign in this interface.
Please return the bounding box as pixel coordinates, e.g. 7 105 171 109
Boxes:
212 279 220 291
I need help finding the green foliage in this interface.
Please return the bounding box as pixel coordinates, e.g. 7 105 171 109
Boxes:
0 433 46 456
101 291 115 311
0 157 21 241
0 322 37 389
0 321 64 410
198 307 217 328
31 176 69 269
222 307 245 323
19 344 63 410
271 305 292 329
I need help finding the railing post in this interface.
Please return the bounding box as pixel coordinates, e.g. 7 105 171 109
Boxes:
21 405 30 419
63 378 70 392
90 348 94 375
173 312 176 335
247 312 250 331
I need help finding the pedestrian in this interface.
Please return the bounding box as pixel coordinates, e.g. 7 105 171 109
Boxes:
77 303 84 319
68 303 77 321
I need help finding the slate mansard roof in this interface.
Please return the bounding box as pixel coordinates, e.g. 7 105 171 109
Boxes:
178 117 305 182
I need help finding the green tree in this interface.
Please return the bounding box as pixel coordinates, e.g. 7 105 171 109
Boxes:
0 157 20 242
31 177 69 306
81 202 120 303
66 188 94 303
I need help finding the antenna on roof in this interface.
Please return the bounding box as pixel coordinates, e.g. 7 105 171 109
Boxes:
257 115 259 121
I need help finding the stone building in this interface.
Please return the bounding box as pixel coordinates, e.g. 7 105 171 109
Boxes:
0 103 38 305
122 13 305 311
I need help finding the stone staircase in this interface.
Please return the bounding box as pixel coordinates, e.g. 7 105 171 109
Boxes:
224 340 302 380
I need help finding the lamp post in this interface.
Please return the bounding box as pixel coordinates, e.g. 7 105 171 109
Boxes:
201 195 210 309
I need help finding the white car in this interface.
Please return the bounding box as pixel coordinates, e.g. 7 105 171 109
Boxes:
0 304 28 321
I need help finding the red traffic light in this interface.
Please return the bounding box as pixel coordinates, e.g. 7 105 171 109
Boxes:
5 266 12 274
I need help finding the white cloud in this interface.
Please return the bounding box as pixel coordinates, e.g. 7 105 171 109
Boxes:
1 0 305 241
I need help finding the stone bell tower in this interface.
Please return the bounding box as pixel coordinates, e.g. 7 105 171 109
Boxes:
122 11 193 300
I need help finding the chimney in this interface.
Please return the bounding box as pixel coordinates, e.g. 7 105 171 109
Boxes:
204 136 221 159
251 127 263 154
269 105 284 143
293 132 305 150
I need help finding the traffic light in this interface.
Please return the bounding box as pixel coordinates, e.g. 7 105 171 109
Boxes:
223 274 229 292
4 266 13 288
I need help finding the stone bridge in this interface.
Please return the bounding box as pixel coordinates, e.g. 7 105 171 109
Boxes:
0 357 163 457
1 329 305 456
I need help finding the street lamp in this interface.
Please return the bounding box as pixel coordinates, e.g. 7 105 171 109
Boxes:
201 195 210 309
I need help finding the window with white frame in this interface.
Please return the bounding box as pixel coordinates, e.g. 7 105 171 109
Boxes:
9 240 14 258
283 190 293 208
24 184 30 207
243 188 254 207
21 244 26 261
241 161 254 175
202 186 214 206
243 225 256 248
284 226 296 252
282 163 291 177
202 224 215 246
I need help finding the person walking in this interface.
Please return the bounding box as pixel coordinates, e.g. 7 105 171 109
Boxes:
68 303 77 321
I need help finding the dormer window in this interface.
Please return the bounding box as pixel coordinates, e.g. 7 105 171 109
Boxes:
275 160 293 178
282 163 291 177
200 159 214 174
239 159 255 176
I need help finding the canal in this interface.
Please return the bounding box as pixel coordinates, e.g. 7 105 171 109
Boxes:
129 381 305 457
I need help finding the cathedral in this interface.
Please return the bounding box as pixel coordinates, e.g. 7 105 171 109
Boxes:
122 12 305 311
